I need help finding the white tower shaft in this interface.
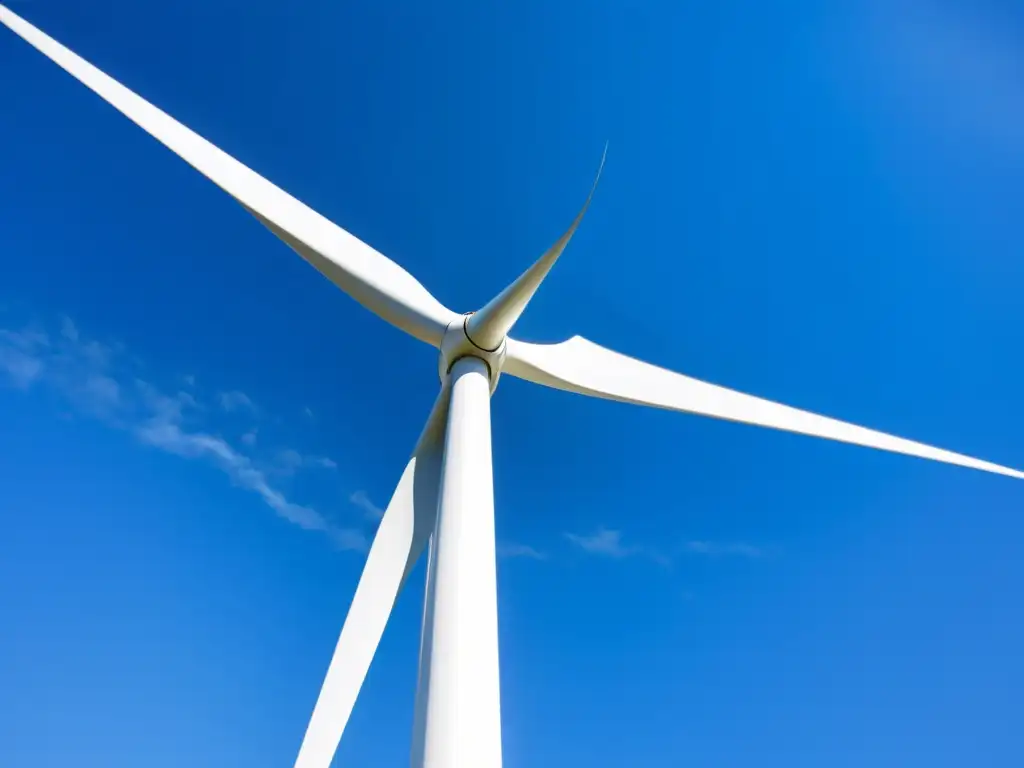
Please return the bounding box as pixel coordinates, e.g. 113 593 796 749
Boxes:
412 356 503 768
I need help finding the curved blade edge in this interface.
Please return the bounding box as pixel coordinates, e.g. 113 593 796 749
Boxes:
0 4 456 346
465 144 607 350
292 390 449 768
505 335 1024 480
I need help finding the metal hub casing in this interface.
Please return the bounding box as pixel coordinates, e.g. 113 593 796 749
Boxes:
437 314 506 393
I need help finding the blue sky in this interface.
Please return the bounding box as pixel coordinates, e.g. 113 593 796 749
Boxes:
2 0 1024 765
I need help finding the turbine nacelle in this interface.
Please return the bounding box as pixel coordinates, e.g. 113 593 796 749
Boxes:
438 313 507 393
437 146 607 393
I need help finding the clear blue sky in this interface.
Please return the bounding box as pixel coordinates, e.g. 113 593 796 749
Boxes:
2 1 1024 765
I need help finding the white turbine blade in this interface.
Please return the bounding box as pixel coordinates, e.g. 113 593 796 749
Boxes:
293 391 448 768
505 335 1024 480
465 145 607 351
0 5 457 346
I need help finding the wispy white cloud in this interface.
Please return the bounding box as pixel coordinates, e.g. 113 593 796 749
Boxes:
565 526 762 567
135 417 362 548
275 448 337 475
350 490 384 521
241 428 258 446
133 380 199 432
0 352 43 388
2 328 49 349
497 542 546 560
218 389 256 414
277 448 305 473
77 373 121 416
59 315 79 342
2 323 122 413
0 316 365 551
682 540 764 558
564 527 638 558
0 329 45 389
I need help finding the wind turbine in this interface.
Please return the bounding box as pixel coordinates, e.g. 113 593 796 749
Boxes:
3 5 1022 767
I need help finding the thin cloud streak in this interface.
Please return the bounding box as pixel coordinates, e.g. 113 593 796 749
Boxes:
563 526 671 566
350 490 384 521
565 526 763 566
218 389 256 413
0 330 44 389
0 317 365 551
498 542 546 560
564 527 639 558
682 540 764 558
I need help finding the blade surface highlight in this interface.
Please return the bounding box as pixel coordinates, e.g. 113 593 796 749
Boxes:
505 335 1024 480
292 391 449 768
465 145 607 350
0 5 456 346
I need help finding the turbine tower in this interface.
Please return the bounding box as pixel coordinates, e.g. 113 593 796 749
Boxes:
3 6 1021 767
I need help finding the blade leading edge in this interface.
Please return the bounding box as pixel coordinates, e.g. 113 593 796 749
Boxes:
505 335 1024 480
0 4 457 346
465 145 607 351
292 390 449 768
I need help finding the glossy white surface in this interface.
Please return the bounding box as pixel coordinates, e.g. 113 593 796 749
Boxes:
505 335 1024 480
438 315 507 392
413 357 503 768
292 392 448 768
0 4 458 347
465 146 606 352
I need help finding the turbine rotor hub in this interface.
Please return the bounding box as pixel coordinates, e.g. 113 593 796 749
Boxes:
438 314 506 393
